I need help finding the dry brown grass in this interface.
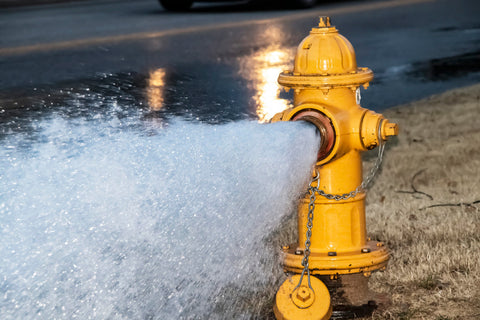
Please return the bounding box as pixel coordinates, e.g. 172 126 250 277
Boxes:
362 84 480 319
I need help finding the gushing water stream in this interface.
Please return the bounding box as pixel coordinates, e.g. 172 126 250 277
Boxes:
0 105 319 319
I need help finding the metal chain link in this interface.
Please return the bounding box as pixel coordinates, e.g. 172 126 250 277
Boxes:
317 121 386 200
293 132 387 292
316 141 385 200
292 178 317 294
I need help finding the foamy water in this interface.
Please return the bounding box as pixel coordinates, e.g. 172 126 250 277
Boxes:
0 109 319 319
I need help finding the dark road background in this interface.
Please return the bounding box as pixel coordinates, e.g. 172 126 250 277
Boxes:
1 0 479 122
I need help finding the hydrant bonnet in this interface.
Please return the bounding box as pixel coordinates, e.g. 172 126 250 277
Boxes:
279 16 373 89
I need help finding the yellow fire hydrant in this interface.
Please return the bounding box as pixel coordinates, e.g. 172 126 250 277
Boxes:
272 17 398 320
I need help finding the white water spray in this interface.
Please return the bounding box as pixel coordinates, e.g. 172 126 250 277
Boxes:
0 111 319 319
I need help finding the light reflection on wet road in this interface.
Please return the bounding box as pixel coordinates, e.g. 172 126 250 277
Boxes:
237 24 294 122
0 0 479 127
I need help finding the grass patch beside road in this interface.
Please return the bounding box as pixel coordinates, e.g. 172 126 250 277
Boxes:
364 83 480 319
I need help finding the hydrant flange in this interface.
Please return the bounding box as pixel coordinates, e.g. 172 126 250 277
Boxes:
282 240 389 275
278 68 373 90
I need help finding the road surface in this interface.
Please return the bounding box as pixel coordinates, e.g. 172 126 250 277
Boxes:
1 0 479 122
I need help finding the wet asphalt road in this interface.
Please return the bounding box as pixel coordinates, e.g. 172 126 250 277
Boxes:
0 0 479 123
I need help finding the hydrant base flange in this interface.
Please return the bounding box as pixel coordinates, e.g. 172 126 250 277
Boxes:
282 241 389 275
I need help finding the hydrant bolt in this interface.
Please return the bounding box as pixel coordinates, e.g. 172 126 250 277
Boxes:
296 286 312 302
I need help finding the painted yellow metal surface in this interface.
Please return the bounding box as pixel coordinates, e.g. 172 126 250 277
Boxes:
272 16 398 319
274 275 332 320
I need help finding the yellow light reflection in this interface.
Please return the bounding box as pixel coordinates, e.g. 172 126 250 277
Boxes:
146 68 166 111
254 49 292 122
238 24 294 123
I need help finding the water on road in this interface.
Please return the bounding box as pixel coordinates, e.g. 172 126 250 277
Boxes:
0 91 320 319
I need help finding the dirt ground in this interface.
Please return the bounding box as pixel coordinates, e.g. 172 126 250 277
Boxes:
361 83 480 319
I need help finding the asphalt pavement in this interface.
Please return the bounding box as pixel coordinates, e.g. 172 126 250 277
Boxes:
1 0 479 122
0 0 78 7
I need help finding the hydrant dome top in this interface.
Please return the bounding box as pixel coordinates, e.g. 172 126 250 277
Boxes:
295 17 356 75
278 16 373 89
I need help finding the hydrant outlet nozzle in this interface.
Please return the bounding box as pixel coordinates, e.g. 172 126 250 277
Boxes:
361 111 399 150
292 110 335 162
381 120 399 140
274 275 332 320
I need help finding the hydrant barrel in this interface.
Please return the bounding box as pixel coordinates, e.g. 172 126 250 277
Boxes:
274 16 398 320
272 15 397 273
